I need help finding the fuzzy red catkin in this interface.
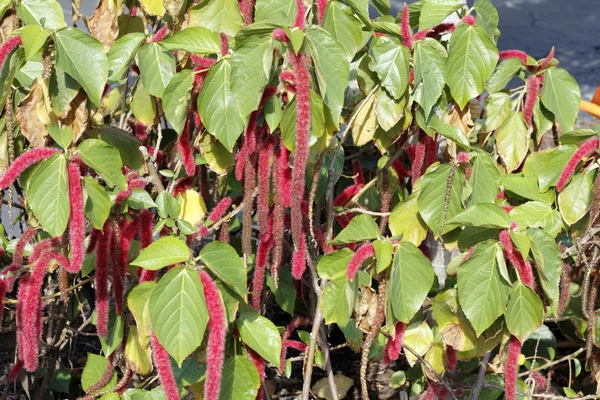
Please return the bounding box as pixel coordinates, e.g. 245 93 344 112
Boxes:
208 197 232 224
235 142 247 182
109 222 125 316
558 263 572 316
67 162 84 273
87 229 99 254
392 159 410 179
150 24 168 43
384 321 406 364
499 50 529 65
11 227 38 267
317 0 326 25
150 333 179 400
424 134 437 169
276 142 292 208
499 230 534 287
220 32 228 56
313 224 334 254
173 176 194 198
353 161 364 186
190 55 217 70
287 339 308 352
412 133 427 182
198 270 226 400
505 335 522 400
177 121 196 176
219 220 230 243
95 222 111 337
294 0 306 29
6 359 24 383
457 152 469 164
524 76 539 128
400 3 412 50
347 243 375 281
239 0 254 25
242 145 257 260
247 348 266 399
333 184 361 207
291 234 307 280
462 15 476 25
273 28 289 43
556 137 599 192
252 237 274 311
279 316 308 371
0 34 22 70
445 345 458 372
539 47 555 70
0 148 60 190
0 280 6 326
530 371 546 394
138 211 157 283
258 135 274 234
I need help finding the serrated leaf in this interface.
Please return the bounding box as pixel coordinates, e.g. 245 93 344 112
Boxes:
524 145 577 192
497 111 528 173
254 0 295 25
131 78 157 126
558 169 595 225
189 0 243 38
505 281 543 341
329 214 379 245
447 203 511 229
368 36 410 100
16 0 65 30
160 27 220 54
527 228 562 314
413 38 447 116
81 354 117 393
125 326 152 375
389 242 434 323
237 306 282 367
502 175 554 204
389 192 428 246
163 70 194 134
469 151 501 205
149 267 209 366
485 58 522 94
83 177 111 230
374 87 405 132
266 269 296 315
482 92 511 132
131 236 191 270
510 201 562 237
107 32 146 83
220 356 261 400
98 308 124 357
264 95 282 132
78 139 127 190
21 25 51 61
541 68 580 133
199 241 247 295
419 0 464 29
321 278 353 326
138 42 176 98
53 28 108 107
322 2 362 61
94 126 144 170
316 248 354 280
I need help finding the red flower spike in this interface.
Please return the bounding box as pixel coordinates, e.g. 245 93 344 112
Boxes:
191 55 217 70
0 280 6 326
0 148 60 190
353 161 364 186
291 234 307 280
424 134 437 169
313 224 334 254
400 3 412 51
317 0 327 25
461 15 476 25
7 360 24 382
258 135 274 234
280 70 295 85
95 222 111 337
247 348 265 398
347 243 375 281
252 237 274 311
445 345 457 372
129 5 137 16
219 220 230 243
0 34 22 71
150 24 168 43
384 321 406 364
11 227 38 267
457 152 469 164
558 263 571 316
505 336 522 400
273 28 289 43
246 113 258 155
524 75 539 128
279 316 309 371
173 176 194 198
87 229 99 254
115 174 146 204
499 50 529 65
220 32 229 56
499 230 534 287
412 133 427 182
294 0 306 29
392 159 410 179
333 184 361 207
421 385 436 400
539 47 555 70
151 333 180 400
198 270 227 400
530 371 547 393
177 121 196 176
276 142 292 208
239 0 254 25
287 339 308 352
235 142 247 182
556 137 599 192
208 197 233 224
67 162 84 273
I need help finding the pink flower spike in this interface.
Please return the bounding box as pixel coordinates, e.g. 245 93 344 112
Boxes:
347 243 375 281
279 316 309 371
273 28 289 43
11 227 38 267
333 184 361 207
505 336 522 400
317 0 327 25
524 75 539 128
287 339 308 352
0 34 22 71
291 235 307 280
239 0 254 25
556 137 600 192
412 133 427 182
276 142 292 208
220 32 228 56
457 152 469 164
7 360 24 383
499 230 534 287
531 371 547 393
177 121 196 176
129 5 137 16
0 148 60 190
294 0 306 29
461 15 476 25
400 3 412 50
445 345 457 372
150 333 180 400
95 222 111 337
353 161 364 186
258 135 274 234
499 50 529 65
252 237 273 311
384 322 406 364
539 47 555 70
190 55 217 70
198 270 227 400
208 197 232 223
150 24 168 43
67 162 84 273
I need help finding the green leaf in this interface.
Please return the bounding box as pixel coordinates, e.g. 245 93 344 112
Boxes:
163 70 194 134
49 69 80 116
446 23 498 109
329 214 379 245
474 0 499 39
77 139 127 190
126 189 157 210
502 175 554 204
47 123 72 150
558 129 598 145
374 87 405 132
27 154 70 237
81 353 117 393
558 169 595 225
469 151 501 205
322 2 362 61
497 111 528 173
457 242 509 336
428 115 471 149
138 42 176 98
53 28 108 107
413 38 447 117
160 27 220 54
131 236 191 270
485 58 522 94
505 281 543 342
49 369 71 393
237 306 282 367
264 95 282 132
509 201 562 237
189 0 243 37
482 92 511 132
141 0 165 16
388 192 428 246
373 239 393 273
321 278 353 326
368 36 410 100
349 94 377 147
230 36 273 120
199 241 247 295
419 0 463 29
20 25 51 61
527 228 562 314
389 242 434 323
447 203 511 229
127 281 156 344
131 78 157 126
83 177 111 230
316 248 354 280
305 26 350 126
149 267 209 366
107 33 146 83
94 126 144 170
418 164 465 236
16 0 65 30
541 68 580 133
281 90 325 151
266 269 296 315
254 0 295 25
524 145 577 192
126 327 152 376
198 59 245 151
98 308 124 357
220 356 261 400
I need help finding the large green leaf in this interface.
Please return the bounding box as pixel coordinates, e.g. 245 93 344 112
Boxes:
131 236 191 270
389 242 434 323
305 26 350 127
457 242 509 336
160 27 220 54
505 281 543 342
77 139 127 190
446 23 498 109
524 145 577 192
254 0 295 25
541 68 580 133
374 87 406 131
20 25 51 61
83 177 111 230
230 36 273 120
189 0 243 37
418 0 464 29
527 228 562 314
469 151 501 205
321 278 354 326
53 28 108 107
220 356 261 400
509 201 562 237
388 192 428 246
131 77 157 126
27 153 69 237
368 36 410 100
266 269 296 315
163 70 194 134
16 0 65 30
447 203 511 229
137 42 176 98
149 267 209 366
558 169 595 225
198 241 247 296
198 59 245 151
94 126 144 170
49 69 79 116
502 175 554 204
322 2 362 61
98 309 124 357
482 92 511 132
316 248 354 280
237 306 282 367
485 58 522 94
107 33 146 83
497 111 528 173
81 354 117 393
329 214 380 245
474 0 499 39
413 38 447 117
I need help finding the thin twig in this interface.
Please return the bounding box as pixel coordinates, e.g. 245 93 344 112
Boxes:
471 351 491 400
335 208 390 217
403 343 459 400
484 384 600 399
517 348 585 377
3 276 95 305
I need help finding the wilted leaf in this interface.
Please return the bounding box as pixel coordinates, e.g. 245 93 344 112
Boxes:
88 0 118 51
16 81 49 148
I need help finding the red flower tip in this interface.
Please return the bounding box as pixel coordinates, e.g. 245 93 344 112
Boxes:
412 133 427 182
500 230 534 287
294 0 306 29
129 4 137 16
539 47 555 70
461 15 476 25
151 333 179 400
11 227 38 267
499 50 529 65
317 0 327 25
67 162 84 273
400 3 413 50
7 360 24 382
347 243 375 281
252 238 274 311
524 75 539 128
556 137 599 192
334 184 361 207
208 197 233 224
384 322 406 364
505 336 522 400
280 316 309 371
280 70 295 84
353 161 364 186
190 54 217 70
457 152 469 164
273 28 289 43
177 121 196 176
220 32 228 56
0 34 22 71
530 371 547 393
239 0 254 25
392 159 410 179
150 24 168 43
291 235 307 280
445 345 457 372
287 340 308 352
0 148 60 190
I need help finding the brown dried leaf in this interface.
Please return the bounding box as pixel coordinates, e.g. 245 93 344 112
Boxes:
357 286 377 333
446 100 481 136
88 0 119 50
0 10 17 41
16 82 50 148
59 90 88 144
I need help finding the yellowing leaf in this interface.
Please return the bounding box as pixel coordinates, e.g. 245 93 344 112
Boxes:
178 189 207 225
141 0 165 16
312 374 354 400
125 326 152 375
16 81 49 148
